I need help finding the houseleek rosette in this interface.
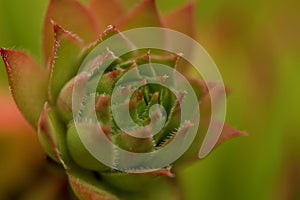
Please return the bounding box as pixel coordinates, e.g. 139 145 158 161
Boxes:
0 0 244 199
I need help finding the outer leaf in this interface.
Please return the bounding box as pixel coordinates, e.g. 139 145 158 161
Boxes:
101 171 168 192
0 49 48 127
89 0 125 31
188 77 218 101
68 170 119 200
163 3 196 38
174 118 246 168
66 123 112 171
163 3 196 59
48 21 83 102
119 175 180 200
116 0 163 30
43 0 99 64
38 103 69 166
174 81 244 166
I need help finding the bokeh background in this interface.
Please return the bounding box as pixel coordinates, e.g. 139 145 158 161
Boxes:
0 0 299 199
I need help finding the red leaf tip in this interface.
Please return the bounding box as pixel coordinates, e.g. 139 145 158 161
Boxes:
0 48 5 55
154 167 175 178
0 48 10 71
51 20 83 45
38 103 49 133
101 24 120 36
0 48 7 60
145 0 156 3
183 1 196 11
216 124 248 146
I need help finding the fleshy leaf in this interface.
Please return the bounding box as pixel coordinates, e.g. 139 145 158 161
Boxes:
199 82 228 117
154 97 181 145
68 170 119 200
66 123 112 171
116 0 163 30
187 77 218 101
38 103 69 166
163 2 196 38
113 131 154 153
163 3 196 60
82 25 136 64
48 21 83 103
128 179 180 200
95 94 111 125
175 118 246 168
43 0 99 64
0 49 48 127
101 171 160 192
89 0 125 31
57 72 89 122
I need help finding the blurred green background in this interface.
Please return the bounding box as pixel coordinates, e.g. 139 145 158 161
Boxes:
0 0 299 199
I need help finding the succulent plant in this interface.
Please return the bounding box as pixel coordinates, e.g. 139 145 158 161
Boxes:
0 0 244 199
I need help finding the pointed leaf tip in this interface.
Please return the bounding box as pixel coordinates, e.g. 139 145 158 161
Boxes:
163 2 196 37
43 0 99 64
216 123 247 146
51 20 83 45
48 21 83 103
152 168 175 178
0 48 5 56
116 0 163 30
89 0 125 31
0 49 48 127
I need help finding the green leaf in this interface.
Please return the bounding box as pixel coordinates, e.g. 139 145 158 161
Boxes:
38 103 69 165
95 95 111 125
154 98 181 145
43 0 99 64
116 0 163 30
82 25 136 65
0 49 48 127
101 169 173 194
66 123 112 172
101 171 159 192
48 21 83 103
97 68 122 95
68 170 119 200
113 131 154 153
